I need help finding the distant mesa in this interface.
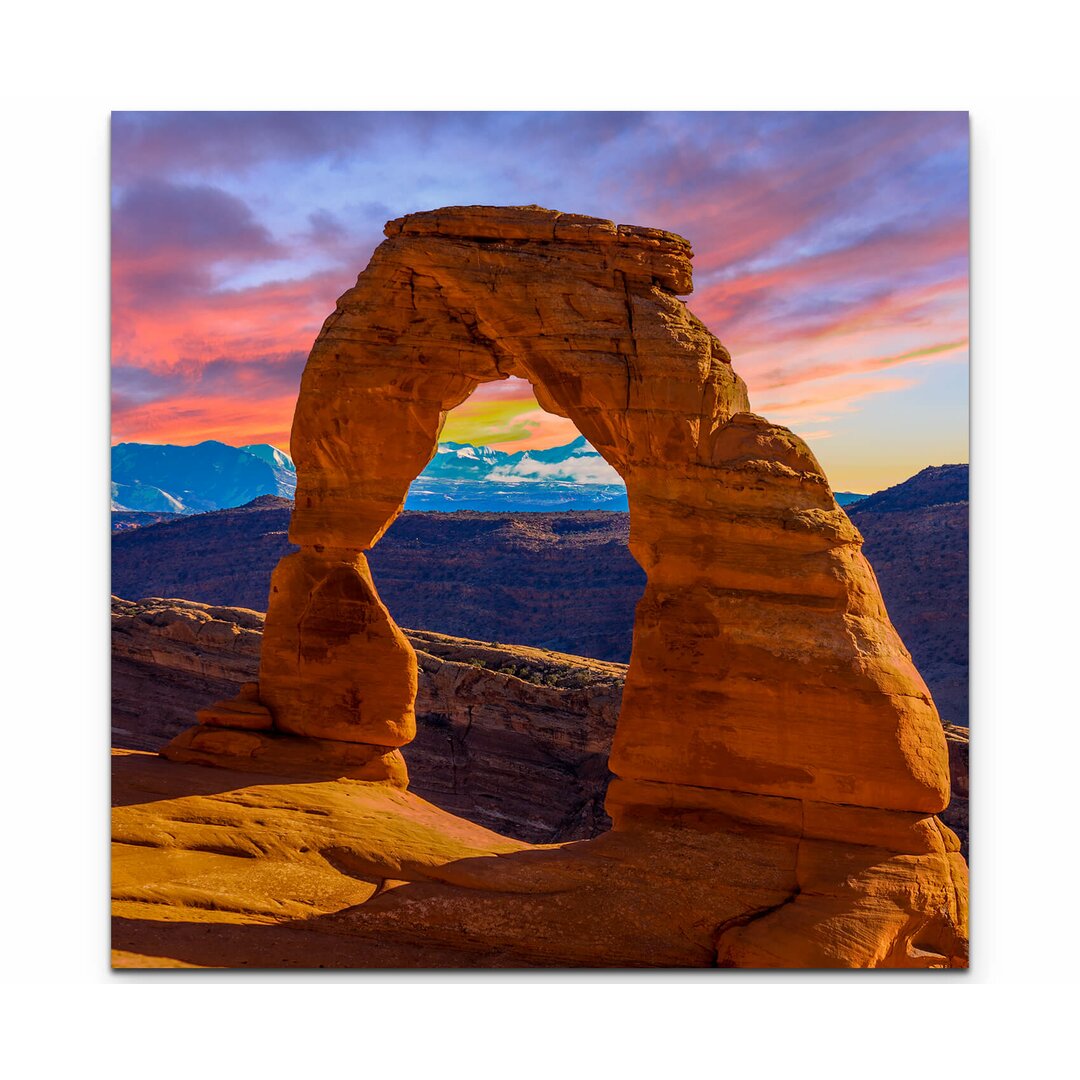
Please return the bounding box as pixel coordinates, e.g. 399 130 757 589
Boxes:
111 501 643 662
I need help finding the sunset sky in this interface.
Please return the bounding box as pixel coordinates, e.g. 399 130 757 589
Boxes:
111 111 968 492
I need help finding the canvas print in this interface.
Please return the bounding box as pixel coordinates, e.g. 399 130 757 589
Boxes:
111 111 969 969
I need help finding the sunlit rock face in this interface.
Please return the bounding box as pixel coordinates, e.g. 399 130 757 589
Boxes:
159 206 968 968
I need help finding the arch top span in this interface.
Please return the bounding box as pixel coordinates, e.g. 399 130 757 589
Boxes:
288 204 751 552
383 204 696 294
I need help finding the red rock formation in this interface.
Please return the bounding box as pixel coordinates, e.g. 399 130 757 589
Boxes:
112 596 265 750
114 596 621 842
114 596 969 852
156 205 967 967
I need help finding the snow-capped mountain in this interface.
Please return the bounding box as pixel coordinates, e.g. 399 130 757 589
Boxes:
408 435 627 510
111 436 629 514
240 442 297 497
111 437 867 515
240 443 296 473
423 442 509 480
426 436 621 485
111 441 297 514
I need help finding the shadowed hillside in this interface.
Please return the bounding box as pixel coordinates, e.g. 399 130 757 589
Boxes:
112 499 645 662
849 464 968 726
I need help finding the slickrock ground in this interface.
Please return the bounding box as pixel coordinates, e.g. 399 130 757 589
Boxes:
113 597 620 842
113 748 965 969
117 206 967 968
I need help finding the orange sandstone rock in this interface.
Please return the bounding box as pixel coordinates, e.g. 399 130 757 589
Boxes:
153 205 967 968
162 726 408 785
197 682 273 730
113 750 965 969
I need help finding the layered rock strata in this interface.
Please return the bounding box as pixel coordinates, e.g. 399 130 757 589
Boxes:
942 723 969 854
156 205 968 967
112 596 265 751
407 629 621 841
116 597 620 842
114 595 968 853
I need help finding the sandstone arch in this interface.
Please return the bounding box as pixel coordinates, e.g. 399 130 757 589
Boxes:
163 205 967 967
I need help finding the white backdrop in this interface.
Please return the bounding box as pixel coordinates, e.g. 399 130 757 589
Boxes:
3 0 1077 1071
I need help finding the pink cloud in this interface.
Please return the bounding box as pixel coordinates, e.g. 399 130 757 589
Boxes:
110 113 968 467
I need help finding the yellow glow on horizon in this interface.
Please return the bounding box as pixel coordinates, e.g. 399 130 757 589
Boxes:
439 391 580 450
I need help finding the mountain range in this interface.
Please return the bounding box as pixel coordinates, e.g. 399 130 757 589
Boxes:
408 436 629 510
111 441 297 514
111 437 867 513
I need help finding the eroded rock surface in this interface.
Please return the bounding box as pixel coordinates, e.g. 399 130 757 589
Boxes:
942 724 969 855
112 596 265 751
114 597 620 843
113 595 968 854
408 629 621 841
147 205 968 967
113 750 965 969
